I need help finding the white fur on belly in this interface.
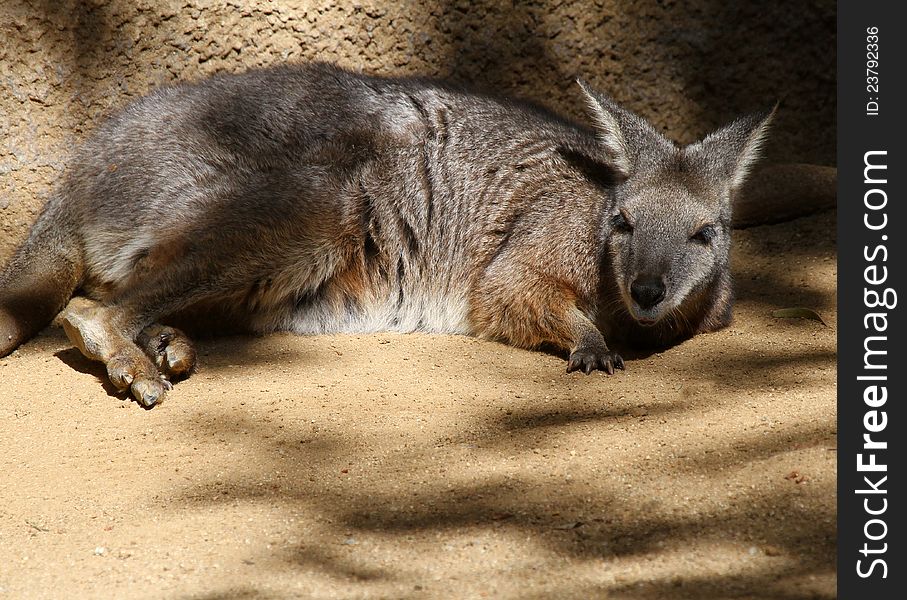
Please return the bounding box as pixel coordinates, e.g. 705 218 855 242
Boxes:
283 292 472 336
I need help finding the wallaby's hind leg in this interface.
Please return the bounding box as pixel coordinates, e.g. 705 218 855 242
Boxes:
136 324 197 380
60 297 170 407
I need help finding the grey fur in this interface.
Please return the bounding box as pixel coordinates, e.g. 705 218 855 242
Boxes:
0 62 772 406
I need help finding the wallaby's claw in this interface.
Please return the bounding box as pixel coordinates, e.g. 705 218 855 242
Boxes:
567 348 624 375
106 355 137 391
613 354 625 371
604 351 625 374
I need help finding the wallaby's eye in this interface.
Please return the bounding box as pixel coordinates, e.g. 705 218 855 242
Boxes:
610 210 634 233
691 224 717 244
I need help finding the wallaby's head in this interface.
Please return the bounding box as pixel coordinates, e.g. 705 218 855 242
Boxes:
578 80 774 335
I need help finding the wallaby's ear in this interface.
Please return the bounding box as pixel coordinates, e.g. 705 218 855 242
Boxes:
577 79 674 177
687 105 776 194
576 78 631 176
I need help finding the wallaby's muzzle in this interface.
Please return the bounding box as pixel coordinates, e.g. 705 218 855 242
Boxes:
629 275 667 325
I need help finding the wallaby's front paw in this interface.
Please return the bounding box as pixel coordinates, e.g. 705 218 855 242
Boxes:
567 347 625 375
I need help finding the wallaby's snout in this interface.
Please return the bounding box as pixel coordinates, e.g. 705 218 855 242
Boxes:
629 275 666 323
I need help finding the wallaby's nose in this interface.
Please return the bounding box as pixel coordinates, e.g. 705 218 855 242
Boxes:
630 277 666 310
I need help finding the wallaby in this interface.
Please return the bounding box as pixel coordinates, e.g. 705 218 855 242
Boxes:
0 62 772 407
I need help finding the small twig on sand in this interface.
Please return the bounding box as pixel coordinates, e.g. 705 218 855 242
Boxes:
25 520 49 533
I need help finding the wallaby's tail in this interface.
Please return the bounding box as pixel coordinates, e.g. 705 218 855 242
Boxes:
0 204 83 357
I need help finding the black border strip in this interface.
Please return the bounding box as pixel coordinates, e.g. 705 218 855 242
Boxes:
838 3 905 597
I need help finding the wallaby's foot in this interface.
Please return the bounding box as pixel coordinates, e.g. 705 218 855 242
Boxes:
137 324 197 380
104 351 171 406
567 343 625 375
60 297 169 408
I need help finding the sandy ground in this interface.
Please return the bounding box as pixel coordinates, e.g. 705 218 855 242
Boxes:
0 211 836 599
